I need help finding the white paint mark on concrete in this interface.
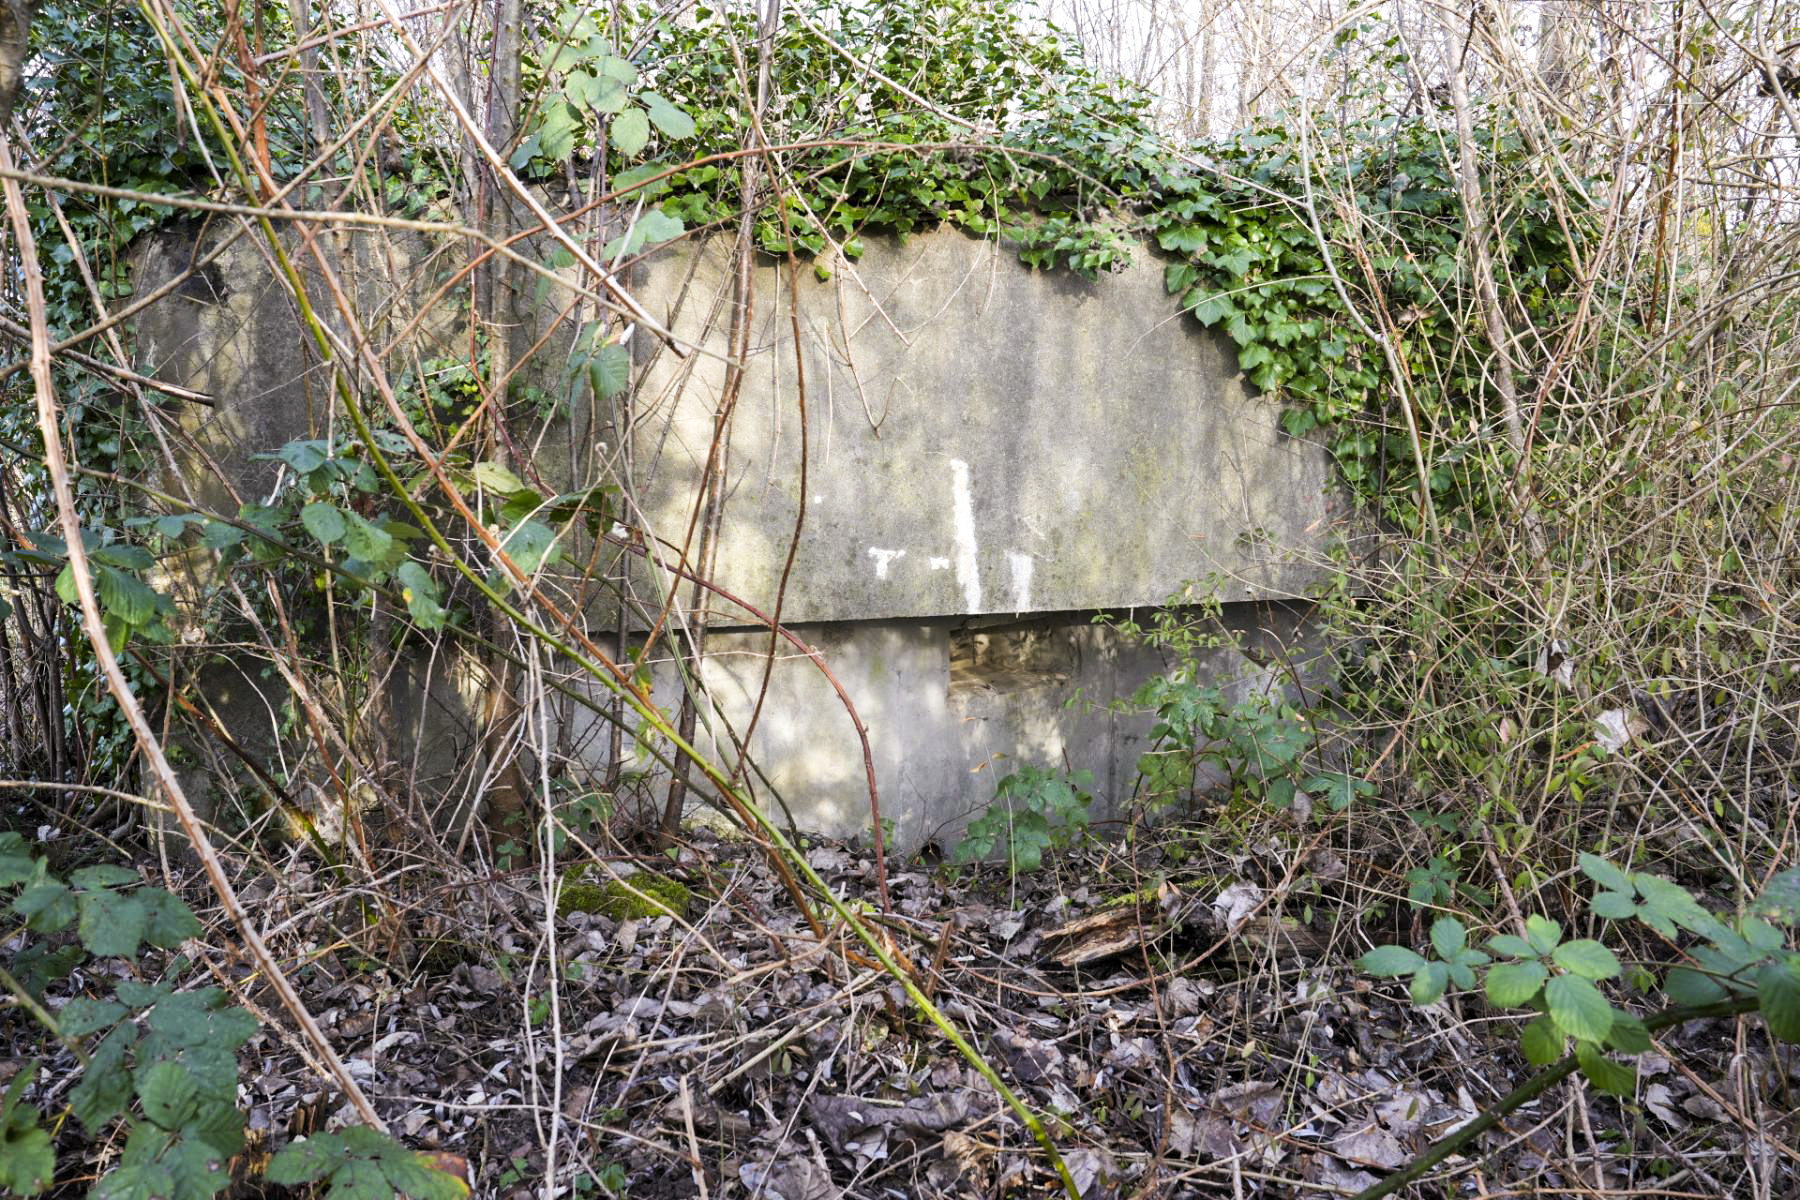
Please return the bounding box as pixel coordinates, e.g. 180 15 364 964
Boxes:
867 547 907 579
928 557 950 571
949 459 982 610
1007 551 1034 611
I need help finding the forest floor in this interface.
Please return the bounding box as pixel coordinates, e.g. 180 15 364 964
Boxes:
48 820 1782 1200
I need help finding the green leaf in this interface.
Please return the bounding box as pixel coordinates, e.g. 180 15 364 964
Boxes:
1410 960 1449 1005
1756 956 1800 1042
95 566 158 627
1605 1012 1652 1054
71 866 138 888
139 888 202 948
300 502 347 545
394 561 448 631
267 1133 348 1185
1552 939 1621 981
494 519 560 582
0 1122 53 1194
1520 1015 1564 1065
611 107 650 157
1486 960 1548 1007
602 209 684 259
383 1152 470 1200
1576 1040 1636 1096
639 92 695 139
343 513 395 565
1578 852 1632 894
14 880 75 933
1754 868 1800 924
79 889 148 957
1524 914 1562 955
1487 934 1534 958
472 462 526 494
70 1025 138 1130
136 1061 199 1130
591 343 631 399
58 997 127 1037
1590 891 1638 920
1359 945 1426 977
91 1163 176 1200
1665 965 1728 1006
1429 917 1467 958
1546 974 1614 1043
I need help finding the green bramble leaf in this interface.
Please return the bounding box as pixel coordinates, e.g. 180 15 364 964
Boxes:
1576 1039 1636 1096
1486 960 1547 1007
1410 960 1449 1005
1546 974 1614 1043
78 889 148 958
58 997 127 1038
1590 890 1638 920
1757 956 1800 1042
139 888 202 948
1664 965 1728 1006
640 92 696 139
1487 934 1533 958
394 561 448 631
135 1061 199 1130
382 1151 471 1200
1754 868 1800 924
1359 945 1426 977
1605 1012 1652 1054
300 502 347 545
1552 939 1621 981
1578 852 1632 894
1520 1015 1563 1066
267 1132 348 1184
611 107 650 157
1524 914 1562 956
0 1066 54 1195
1429 917 1466 958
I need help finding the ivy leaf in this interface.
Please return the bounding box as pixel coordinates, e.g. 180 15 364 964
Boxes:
1757 956 1800 1042
78 889 148 957
1520 1015 1564 1066
1360 945 1426 977
301 502 347 545
1575 1040 1636 1096
1546 974 1614 1043
267 1133 348 1185
1552 939 1621 981
639 92 695 139
1486 960 1547 1007
611 107 650 157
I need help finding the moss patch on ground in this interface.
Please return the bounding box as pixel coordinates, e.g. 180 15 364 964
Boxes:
556 866 691 921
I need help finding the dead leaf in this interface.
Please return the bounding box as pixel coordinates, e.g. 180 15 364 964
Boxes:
739 1158 841 1200
1332 1123 1408 1170
1644 1083 1688 1129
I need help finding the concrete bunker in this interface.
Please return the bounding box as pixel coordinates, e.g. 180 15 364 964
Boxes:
131 221 1350 851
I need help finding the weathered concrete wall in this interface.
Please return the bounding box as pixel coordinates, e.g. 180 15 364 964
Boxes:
612 228 1345 627
132 220 1347 850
